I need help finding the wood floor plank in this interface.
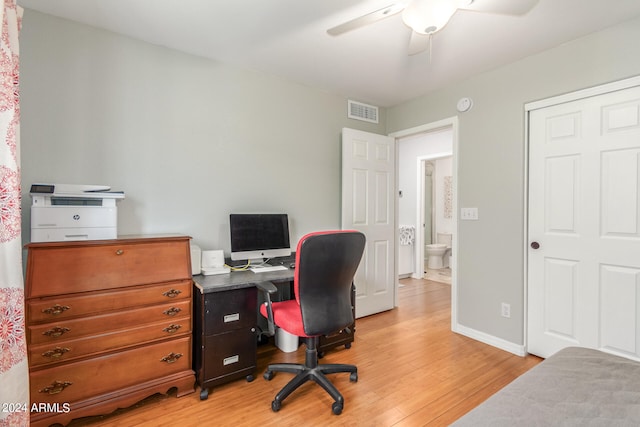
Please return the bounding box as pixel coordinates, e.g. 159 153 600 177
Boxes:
66 278 541 427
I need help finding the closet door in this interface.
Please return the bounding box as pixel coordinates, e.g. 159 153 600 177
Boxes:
528 82 640 360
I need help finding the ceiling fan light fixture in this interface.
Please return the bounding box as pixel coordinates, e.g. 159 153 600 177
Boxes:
402 0 457 34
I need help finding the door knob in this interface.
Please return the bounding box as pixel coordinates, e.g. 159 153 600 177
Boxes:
530 241 540 249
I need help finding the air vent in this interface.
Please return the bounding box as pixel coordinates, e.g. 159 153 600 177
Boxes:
348 100 379 124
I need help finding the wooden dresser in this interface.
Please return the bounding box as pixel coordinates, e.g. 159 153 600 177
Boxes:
25 235 195 427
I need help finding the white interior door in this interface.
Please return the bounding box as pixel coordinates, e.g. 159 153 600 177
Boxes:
341 127 396 318
528 82 640 360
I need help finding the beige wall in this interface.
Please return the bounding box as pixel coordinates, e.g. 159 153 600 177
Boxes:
19 10 386 252
387 16 640 346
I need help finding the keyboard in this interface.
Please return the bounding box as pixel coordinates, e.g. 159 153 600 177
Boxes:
250 265 288 273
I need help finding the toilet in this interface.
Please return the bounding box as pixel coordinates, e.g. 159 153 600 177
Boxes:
425 233 452 270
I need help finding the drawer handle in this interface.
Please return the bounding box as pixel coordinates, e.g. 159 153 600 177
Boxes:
43 326 70 338
163 307 182 317
163 324 182 334
42 304 70 316
223 355 239 366
160 352 183 364
115 249 124 255
42 347 70 359
224 313 240 323
39 380 72 395
163 289 182 298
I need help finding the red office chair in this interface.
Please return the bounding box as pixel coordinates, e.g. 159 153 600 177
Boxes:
258 230 366 415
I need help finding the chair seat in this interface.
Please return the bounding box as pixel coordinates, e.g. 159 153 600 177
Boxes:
260 299 311 338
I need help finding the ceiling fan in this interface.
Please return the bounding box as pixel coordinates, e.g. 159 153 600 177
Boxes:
327 0 540 55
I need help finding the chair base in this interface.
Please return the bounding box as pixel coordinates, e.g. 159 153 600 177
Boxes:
263 336 357 415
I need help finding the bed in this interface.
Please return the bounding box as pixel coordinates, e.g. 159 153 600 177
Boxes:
452 346 640 426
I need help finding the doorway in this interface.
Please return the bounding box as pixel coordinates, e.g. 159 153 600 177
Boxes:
340 117 459 321
395 122 454 282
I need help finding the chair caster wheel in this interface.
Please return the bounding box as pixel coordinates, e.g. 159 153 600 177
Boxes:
264 370 274 381
318 351 325 359
345 343 352 349
271 400 281 412
332 402 343 415
350 372 358 382
246 374 254 382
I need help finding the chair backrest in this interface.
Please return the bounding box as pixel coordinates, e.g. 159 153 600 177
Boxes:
294 230 366 336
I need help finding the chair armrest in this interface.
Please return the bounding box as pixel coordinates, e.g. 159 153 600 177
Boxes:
256 281 277 336
256 281 278 294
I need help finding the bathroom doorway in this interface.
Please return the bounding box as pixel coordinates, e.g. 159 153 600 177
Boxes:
395 122 454 284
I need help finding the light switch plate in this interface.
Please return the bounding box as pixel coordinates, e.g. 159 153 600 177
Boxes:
461 207 479 220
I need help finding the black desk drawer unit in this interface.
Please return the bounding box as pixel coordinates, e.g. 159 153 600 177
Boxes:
193 286 257 400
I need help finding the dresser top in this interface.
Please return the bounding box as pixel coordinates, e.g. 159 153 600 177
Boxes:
25 234 191 249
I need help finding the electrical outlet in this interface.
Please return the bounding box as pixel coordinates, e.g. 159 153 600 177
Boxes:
501 303 511 318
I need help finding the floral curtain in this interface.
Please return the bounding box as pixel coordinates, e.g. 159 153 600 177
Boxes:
0 0 25 426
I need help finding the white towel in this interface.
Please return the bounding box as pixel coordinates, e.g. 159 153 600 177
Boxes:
399 225 415 245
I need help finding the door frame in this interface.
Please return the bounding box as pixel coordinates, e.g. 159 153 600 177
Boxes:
390 116 459 326
523 75 640 352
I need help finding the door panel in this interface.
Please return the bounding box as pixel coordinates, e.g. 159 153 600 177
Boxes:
342 128 395 318
528 84 640 360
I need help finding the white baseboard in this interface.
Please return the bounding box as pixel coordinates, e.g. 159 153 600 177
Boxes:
453 323 526 357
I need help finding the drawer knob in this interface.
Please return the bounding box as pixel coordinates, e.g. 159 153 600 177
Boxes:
42 304 70 316
163 324 182 334
163 307 182 317
39 380 72 395
160 352 183 364
115 249 124 255
42 347 70 359
163 289 182 298
42 326 71 338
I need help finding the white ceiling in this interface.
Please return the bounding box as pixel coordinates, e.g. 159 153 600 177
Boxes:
16 0 640 107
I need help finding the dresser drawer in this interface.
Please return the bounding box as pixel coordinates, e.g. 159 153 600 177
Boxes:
29 317 192 367
28 299 191 345
27 280 192 323
30 336 191 405
26 238 191 297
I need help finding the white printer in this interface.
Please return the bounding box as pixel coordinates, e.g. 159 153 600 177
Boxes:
30 183 125 242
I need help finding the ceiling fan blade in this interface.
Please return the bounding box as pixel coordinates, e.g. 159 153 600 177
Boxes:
327 3 405 36
408 31 430 56
458 0 539 15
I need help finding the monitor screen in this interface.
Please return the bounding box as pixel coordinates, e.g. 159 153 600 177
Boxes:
229 214 291 262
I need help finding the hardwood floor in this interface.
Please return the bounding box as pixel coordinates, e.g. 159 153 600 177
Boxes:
67 278 541 427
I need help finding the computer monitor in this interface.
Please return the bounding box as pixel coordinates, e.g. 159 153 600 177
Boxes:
229 213 291 264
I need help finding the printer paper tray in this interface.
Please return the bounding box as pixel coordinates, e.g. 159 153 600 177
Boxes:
31 227 117 242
